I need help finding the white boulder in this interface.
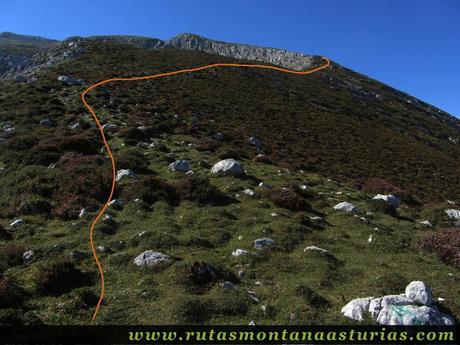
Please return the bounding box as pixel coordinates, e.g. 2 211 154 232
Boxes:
169 160 191 173
373 194 401 208
22 250 34 261
134 251 171 267
211 159 245 176
333 202 358 213
341 297 373 321
405 281 433 306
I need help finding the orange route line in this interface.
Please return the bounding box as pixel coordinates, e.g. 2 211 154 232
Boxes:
80 57 331 321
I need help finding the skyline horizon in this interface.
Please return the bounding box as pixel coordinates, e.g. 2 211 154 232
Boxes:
1 0 458 118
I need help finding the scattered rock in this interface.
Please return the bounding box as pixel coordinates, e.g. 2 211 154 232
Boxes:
445 209 460 220
10 219 24 228
116 169 135 182
22 250 34 261
419 220 433 227
249 136 262 148
57 75 81 85
333 202 358 213
214 132 225 141
39 119 54 127
199 159 210 168
191 116 200 125
211 159 245 176
134 251 171 267
253 154 271 164
373 194 401 208
221 281 238 290
304 246 328 254
242 189 256 197
102 123 119 133
78 208 87 218
254 238 276 249
232 249 250 256
108 199 124 209
169 160 191 173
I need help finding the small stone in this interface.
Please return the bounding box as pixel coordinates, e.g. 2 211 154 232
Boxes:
169 160 191 173
254 238 276 249
22 250 34 261
304 246 328 254
10 219 24 228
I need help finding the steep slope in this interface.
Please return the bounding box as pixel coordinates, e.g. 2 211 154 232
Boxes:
0 36 459 325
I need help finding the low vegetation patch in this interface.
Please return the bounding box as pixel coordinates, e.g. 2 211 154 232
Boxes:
36 259 93 295
419 228 460 269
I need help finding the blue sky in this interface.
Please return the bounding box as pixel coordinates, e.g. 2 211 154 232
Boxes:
1 0 459 117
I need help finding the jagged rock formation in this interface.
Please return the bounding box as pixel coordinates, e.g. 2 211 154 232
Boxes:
0 32 314 79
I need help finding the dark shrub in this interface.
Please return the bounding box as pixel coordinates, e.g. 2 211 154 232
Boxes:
175 176 226 205
295 285 330 308
0 225 12 240
36 259 93 295
374 272 409 295
368 199 397 217
265 187 310 212
52 153 112 219
211 291 249 316
419 228 460 269
359 178 402 194
18 196 52 215
116 127 148 145
2 135 39 150
217 148 247 160
121 176 178 205
196 141 219 152
175 296 213 323
187 261 239 291
0 276 24 308
116 148 149 171
0 243 25 267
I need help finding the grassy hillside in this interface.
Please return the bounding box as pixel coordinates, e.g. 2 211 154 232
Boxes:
0 40 459 324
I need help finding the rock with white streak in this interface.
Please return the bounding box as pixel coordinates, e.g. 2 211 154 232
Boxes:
10 219 24 228
116 169 135 182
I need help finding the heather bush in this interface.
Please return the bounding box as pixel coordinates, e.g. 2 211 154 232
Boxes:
115 148 149 171
0 225 12 241
175 176 227 205
121 176 178 205
265 186 310 212
52 153 112 219
36 259 93 295
0 243 25 268
419 228 460 269
0 276 24 308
